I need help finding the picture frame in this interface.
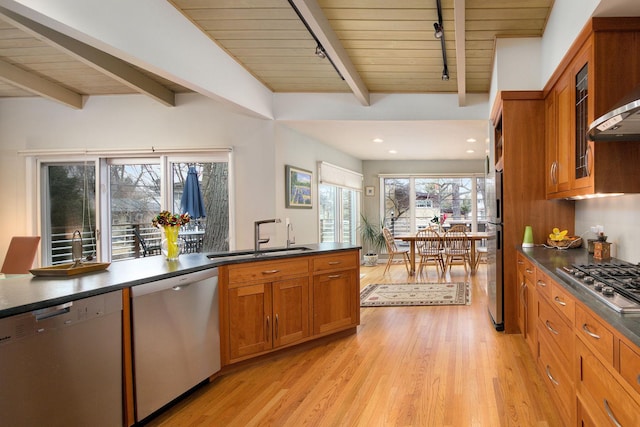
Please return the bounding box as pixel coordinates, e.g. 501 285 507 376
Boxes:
285 165 313 208
365 186 375 197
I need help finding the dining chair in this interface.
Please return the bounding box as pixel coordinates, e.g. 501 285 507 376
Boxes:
442 225 471 274
415 228 444 277
474 245 488 269
382 227 410 275
133 228 161 257
1 236 41 274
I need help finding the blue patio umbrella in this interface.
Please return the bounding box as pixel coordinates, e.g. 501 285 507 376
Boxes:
181 166 206 219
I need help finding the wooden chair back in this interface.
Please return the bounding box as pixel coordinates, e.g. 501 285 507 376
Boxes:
1 236 41 274
416 228 442 255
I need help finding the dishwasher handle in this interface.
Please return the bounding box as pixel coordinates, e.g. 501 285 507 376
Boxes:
131 268 218 298
33 302 73 321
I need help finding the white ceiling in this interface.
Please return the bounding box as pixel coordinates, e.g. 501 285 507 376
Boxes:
282 119 489 160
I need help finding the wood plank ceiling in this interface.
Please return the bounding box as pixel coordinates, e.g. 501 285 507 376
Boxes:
0 0 553 107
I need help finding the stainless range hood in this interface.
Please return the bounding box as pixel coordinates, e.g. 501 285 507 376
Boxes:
588 86 640 141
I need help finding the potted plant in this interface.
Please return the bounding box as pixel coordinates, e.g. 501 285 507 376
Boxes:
359 214 386 266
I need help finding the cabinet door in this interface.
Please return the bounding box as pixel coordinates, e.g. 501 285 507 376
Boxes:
272 277 310 348
313 269 358 335
228 283 272 360
546 77 572 196
554 72 572 194
571 46 594 192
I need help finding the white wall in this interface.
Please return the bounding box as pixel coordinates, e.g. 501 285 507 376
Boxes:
0 93 277 261
274 124 363 246
575 195 640 262
0 92 365 264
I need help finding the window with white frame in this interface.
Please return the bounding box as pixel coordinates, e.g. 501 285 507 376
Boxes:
35 150 231 265
318 162 362 245
381 174 486 236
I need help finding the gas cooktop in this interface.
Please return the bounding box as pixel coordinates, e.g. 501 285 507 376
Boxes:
556 261 640 314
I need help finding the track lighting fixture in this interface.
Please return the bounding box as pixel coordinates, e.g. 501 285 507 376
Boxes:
433 22 443 39
442 66 449 81
315 44 327 59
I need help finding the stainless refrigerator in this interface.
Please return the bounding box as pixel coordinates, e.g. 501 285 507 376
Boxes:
486 170 504 331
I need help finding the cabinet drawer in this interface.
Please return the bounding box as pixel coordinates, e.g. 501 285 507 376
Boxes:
517 254 536 284
549 282 575 326
619 340 640 395
538 297 573 365
228 258 309 286
535 269 552 301
578 339 640 427
312 252 357 273
538 332 573 424
575 305 614 365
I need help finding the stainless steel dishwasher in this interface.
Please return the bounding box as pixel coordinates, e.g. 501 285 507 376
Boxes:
0 291 123 427
131 267 220 422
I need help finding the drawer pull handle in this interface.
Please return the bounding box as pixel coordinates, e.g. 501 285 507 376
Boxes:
525 268 533 274
328 261 341 265
637 374 640 386
545 320 559 335
545 365 559 386
537 280 546 287
262 269 280 274
582 324 601 339
517 260 524 265
327 274 342 279
554 296 566 306
275 314 279 339
603 399 623 427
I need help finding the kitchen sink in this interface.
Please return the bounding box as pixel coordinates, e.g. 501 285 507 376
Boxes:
207 246 312 260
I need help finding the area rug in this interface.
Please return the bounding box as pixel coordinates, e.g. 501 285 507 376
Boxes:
360 283 470 307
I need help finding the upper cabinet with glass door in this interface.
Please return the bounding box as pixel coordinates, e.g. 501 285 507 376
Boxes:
544 18 640 199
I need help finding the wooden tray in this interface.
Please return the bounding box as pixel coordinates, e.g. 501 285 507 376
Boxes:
30 262 110 277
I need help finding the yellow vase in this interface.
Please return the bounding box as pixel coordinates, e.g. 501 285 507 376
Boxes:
162 226 182 260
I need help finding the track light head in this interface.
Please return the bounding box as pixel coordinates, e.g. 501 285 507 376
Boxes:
433 22 443 39
315 44 326 59
442 66 449 81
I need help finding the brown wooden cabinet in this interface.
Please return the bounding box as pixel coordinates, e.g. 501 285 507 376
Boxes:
577 338 640 427
225 258 310 363
544 18 640 199
516 253 536 354
219 249 360 366
312 252 359 336
520 251 640 426
536 271 575 426
491 92 574 333
545 70 571 196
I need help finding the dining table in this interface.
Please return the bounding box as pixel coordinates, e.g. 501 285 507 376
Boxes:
396 231 491 275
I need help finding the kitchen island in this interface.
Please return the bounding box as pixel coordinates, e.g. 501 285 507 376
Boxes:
0 242 360 426
0 242 358 318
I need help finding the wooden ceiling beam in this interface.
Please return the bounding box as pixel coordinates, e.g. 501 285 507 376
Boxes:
454 0 467 106
0 6 175 107
290 0 370 106
0 58 83 108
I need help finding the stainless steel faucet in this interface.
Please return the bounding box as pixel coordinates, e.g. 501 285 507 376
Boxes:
286 221 295 248
254 218 281 251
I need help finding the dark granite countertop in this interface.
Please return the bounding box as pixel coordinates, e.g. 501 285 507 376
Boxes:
518 245 640 348
0 243 359 319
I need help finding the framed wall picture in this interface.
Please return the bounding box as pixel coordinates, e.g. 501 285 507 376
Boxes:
365 186 375 196
285 165 313 208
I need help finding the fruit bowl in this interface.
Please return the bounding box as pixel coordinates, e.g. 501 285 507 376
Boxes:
547 236 582 249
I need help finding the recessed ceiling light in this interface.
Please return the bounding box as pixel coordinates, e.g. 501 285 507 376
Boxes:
466 138 476 143
466 149 475 154
388 149 397 154
373 138 383 143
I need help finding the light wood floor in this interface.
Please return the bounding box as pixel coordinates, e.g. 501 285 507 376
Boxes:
145 261 563 427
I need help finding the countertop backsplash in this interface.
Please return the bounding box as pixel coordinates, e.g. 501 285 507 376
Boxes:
575 193 640 264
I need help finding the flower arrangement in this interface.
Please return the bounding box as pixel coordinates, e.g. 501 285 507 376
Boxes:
152 210 190 228
152 211 190 260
